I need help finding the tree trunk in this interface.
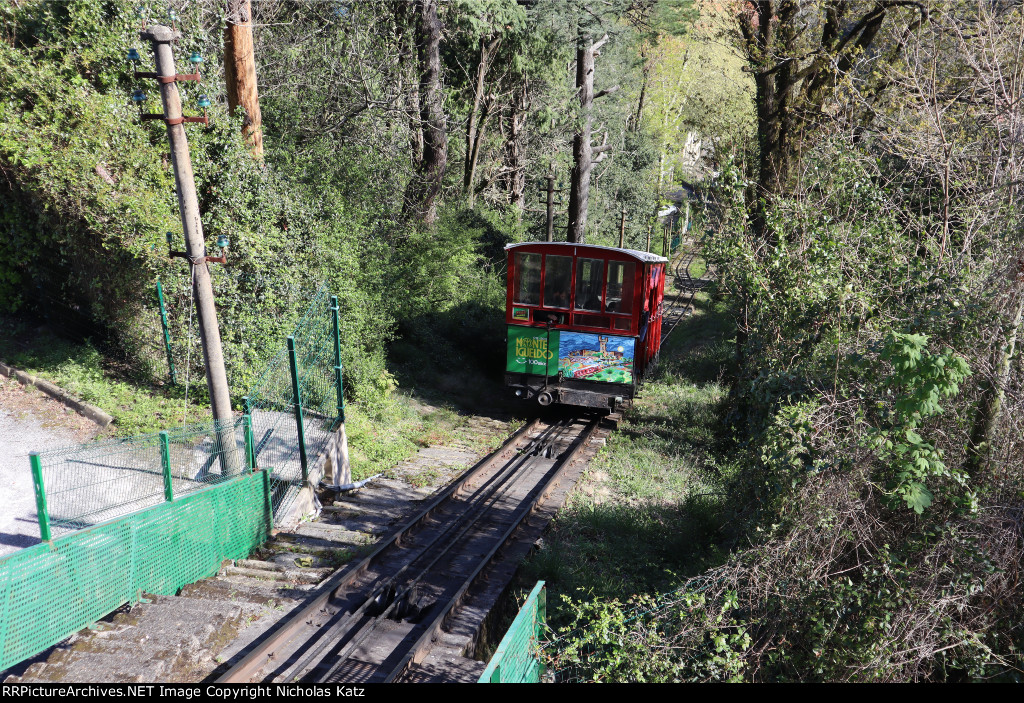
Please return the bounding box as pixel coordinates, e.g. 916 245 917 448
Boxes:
505 77 528 216
465 37 499 207
224 0 263 157
737 1 910 241
567 37 597 244
966 293 1024 476
633 47 650 132
403 0 447 226
466 99 492 207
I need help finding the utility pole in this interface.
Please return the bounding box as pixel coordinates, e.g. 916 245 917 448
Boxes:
140 24 240 474
224 0 263 157
618 207 627 249
545 174 555 242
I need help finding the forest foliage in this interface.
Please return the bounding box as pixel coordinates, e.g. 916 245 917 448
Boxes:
550 0 1024 682
0 0 699 405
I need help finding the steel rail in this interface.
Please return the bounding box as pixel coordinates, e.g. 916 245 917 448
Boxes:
382 417 601 682
661 245 705 345
217 417 544 683
309 420 578 682
274 418 579 682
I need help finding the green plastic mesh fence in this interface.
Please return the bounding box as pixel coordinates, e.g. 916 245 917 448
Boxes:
246 282 341 520
479 581 547 683
0 282 343 673
0 469 270 672
33 418 247 537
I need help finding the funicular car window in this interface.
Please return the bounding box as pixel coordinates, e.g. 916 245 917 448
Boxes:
543 255 572 309
605 261 634 315
513 252 541 305
574 258 604 312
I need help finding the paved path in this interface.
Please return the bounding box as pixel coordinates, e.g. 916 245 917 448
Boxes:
0 378 100 557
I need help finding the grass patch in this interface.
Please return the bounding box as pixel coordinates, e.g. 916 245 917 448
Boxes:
345 393 515 481
407 465 447 489
0 318 211 436
687 256 708 280
521 290 739 620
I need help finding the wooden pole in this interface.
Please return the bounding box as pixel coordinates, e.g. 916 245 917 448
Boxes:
141 25 240 474
224 0 263 156
618 207 626 248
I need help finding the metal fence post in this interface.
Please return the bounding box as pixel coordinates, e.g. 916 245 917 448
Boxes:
536 583 547 681
29 453 51 542
287 336 309 484
330 295 345 424
159 431 174 501
242 396 256 471
155 280 177 385
262 468 274 531
536 584 547 642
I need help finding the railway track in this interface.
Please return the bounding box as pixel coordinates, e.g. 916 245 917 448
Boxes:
218 413 604 684
660 243 713 345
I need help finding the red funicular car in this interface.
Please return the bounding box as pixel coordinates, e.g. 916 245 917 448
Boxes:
504 242 667 410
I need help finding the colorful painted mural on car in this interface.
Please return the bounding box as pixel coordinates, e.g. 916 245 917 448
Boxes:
557 331 634 384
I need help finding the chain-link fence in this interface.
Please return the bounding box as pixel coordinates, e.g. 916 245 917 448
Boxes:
31 418 247 537
245 282 343 521
27 282 344 540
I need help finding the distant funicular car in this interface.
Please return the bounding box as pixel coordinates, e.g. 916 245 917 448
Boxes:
504 242 667 410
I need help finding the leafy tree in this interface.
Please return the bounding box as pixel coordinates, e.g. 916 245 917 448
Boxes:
734 0 928 239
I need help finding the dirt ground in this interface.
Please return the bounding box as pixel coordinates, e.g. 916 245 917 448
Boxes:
0 377 102 556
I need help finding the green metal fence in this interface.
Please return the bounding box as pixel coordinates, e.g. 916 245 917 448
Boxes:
1 282 345 673
30 418 249 538
0 468 270 672
26 282 343 538
479 581 547 683
243 282 344 520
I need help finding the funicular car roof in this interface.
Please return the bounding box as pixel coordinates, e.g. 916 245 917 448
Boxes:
505 241 668 264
